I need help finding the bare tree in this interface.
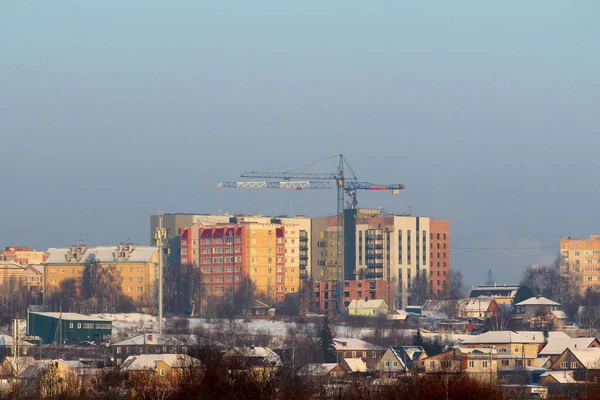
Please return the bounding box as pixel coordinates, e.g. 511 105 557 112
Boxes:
448 270 466 299
520 256 561 301
82 260 134 313
487 307 513 331
409 273 432 306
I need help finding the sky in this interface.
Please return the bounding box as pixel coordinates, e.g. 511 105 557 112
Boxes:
1 2 599 286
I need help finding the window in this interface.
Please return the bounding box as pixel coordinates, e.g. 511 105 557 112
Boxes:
429 361 435 368
160 368 166 376
501 360 510 367
77 323 82 329
116 347 121 354
393 361 398 367
560 362 568 369
385 361 390 367
571 362 579 369
82 323 94 329
468 360 475 368
69 323 74 329
482 361 488 368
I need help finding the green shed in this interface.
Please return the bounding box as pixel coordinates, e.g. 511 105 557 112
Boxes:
26 312 112 345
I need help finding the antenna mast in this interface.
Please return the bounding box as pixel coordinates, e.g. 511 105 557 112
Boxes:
154 212 167 334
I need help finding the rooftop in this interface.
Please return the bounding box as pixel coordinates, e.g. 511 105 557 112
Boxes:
515 296 561 307
121 354 199 372
298 363 341 376
348 299 387 310
30 312 109 322
46 245 157 265
540 338 599 356
333 338 385 351
569 348 600 368
460 331 538 345
342 358 368 372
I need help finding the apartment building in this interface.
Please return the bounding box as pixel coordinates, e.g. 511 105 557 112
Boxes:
560 235 600 294
180 219 303 304
44 244 159 309
312 209 450 309
312 279 393 316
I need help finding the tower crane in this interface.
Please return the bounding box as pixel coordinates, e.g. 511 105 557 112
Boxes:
217 154 405 313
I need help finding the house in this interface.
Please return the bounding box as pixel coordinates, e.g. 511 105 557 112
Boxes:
340 357 368 373
348 299 388 317
514 296 561 321
549 348 600 381
376 345 428 377
297 363 346 378
224 346 282 379
417 347 498 382
332 338 385 369
243 299 275 318
460 297 500 319
0 335 35 361
469 284 527 305
539 337 600 363
422 299 460 319
120 354 200 379
546 310 569 329
540 370 577 385
111 333 225 366
26 311 112 346
459 331 540 371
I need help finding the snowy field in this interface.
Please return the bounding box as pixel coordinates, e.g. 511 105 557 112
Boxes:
90 313 471 344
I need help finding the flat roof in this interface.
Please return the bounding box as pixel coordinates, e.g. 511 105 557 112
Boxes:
29 312 109 322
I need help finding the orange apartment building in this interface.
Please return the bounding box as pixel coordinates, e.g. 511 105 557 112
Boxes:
560 235 600 295
180 221 301 306
429 220 450 297
0 246 48 265
312 279 393 316
44 244 159 309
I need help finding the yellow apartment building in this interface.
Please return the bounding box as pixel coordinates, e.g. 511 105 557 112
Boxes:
560 235 600 295
44 244 159 309
243 224 285 302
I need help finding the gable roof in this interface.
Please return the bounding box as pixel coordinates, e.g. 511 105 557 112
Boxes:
333 338 385 351
112 333 225 349
228 346 283 367
540 370 576 384
469 285 520 298
341 358 367 372
298 363 343 376
516 331 569 343
462 297 497 312
30 312 108 323
566 348 600 369
550 310 569 320
460 331 536 345
121 354 199 372
348 299 387 310
515 296 560 306
539 338 598 356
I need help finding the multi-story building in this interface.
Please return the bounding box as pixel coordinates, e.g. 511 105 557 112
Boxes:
44 244 159 310
429 220 450 297
312 279 393 316
180 219 304 305
312 209 450 309
560 235 600 294
0 246 47 265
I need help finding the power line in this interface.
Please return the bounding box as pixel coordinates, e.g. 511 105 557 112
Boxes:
453 246 558 251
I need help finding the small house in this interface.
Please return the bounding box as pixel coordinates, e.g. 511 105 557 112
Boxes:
348 299 388 317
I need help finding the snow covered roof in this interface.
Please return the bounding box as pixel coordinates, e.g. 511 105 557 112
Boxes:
422 299 459 313
540 338 598 356
112 333 225 349
298 363 341 376
333 338 385 351
455 347 497 355
121 354 199 372
551 310 569 320
460 331 537 345
342 358 367 372
541 371 576 384
469 285 520 298
0 335 34 347
387 310 416 320
348 299 387 310
462 297 497 312
516 331 569 344
229 346 283 367
569 348 600 368
515 296 560 306
46 245 157 264
30 312 109 322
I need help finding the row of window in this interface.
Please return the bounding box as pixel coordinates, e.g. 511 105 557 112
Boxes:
68 322 111 330
201 237 241 244
202 266 242 273
200 256 242 264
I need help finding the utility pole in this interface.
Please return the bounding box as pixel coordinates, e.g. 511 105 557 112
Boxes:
154 213 167 335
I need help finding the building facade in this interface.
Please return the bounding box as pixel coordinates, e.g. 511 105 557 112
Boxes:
560 235 600 295
0 247 47 265
44 244 159 309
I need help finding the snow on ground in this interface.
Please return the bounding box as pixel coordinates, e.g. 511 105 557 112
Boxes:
90 313 470 344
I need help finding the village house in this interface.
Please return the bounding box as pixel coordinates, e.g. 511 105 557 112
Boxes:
514 296 563 329
348 298 389 317
539 337 600 363
111 333 225 366
460 297 500 319
340 357 368 374
224 345 282 380
459 331 540 371
417 347 498 383
120 354 200 379
297 363 346 381
375 346 428 377
332 338 385 369
469 284 526 305
549 348 600 382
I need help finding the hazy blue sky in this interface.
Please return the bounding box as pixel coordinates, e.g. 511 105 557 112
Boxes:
1 2 599 285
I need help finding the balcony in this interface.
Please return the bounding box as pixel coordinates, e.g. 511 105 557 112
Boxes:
299 245 309 251
300 255 308 261
300 271 309 280
366 272 384 279
366 243 384 250
299 236 308 242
